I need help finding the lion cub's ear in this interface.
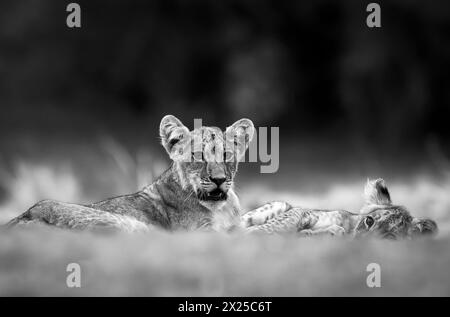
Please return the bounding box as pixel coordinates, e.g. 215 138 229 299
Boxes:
225 118 255 159
364 178 392 206
410 218 438 237
159 115 190 159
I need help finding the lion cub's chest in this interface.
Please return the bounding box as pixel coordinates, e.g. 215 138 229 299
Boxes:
312 211 344 228
167 201 239 232
210 208 240 232
308 210 354 232
195 201 240 232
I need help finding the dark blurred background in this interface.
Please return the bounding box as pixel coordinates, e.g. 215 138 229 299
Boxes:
1 0 450 219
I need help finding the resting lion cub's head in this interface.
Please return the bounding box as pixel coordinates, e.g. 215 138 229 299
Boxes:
354 179 438 239
159 115 254 208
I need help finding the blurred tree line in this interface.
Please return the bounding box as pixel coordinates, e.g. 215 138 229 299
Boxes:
0 0 450 150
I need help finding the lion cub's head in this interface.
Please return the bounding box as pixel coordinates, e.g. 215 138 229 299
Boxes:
159 115 254 206
354 179 438 239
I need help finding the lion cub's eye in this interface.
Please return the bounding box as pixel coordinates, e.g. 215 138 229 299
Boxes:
364 216 375 228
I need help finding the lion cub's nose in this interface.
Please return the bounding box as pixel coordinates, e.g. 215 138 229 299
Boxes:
210 177 226 186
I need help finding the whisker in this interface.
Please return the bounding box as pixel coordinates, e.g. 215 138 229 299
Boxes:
182 189 195 205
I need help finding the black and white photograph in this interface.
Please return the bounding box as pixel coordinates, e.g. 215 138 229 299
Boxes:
0 0 450 300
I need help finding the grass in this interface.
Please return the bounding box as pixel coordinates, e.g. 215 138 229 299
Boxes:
0 139 450 296
0 229 449 296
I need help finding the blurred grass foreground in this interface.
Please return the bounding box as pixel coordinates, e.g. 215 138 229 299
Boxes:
1 229 450 296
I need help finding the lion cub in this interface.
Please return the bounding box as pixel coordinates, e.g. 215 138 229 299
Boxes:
243 179 438 239
6 115 254 232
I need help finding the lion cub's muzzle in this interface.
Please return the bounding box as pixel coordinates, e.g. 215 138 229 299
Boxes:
198 177 231 202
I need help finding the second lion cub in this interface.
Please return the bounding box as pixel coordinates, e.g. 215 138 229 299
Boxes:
243 179 437 239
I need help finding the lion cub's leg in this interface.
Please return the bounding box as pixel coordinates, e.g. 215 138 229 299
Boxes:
244 207 319 234
241 201 292 228
7 200 149 233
